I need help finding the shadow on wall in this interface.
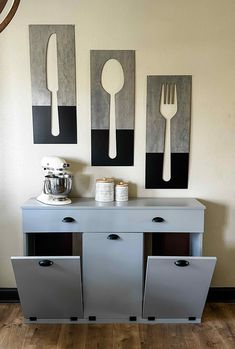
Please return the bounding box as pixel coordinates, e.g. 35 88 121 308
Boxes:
201 200 235 286
67 161 139 199
127 182 138 197
66 159 91 197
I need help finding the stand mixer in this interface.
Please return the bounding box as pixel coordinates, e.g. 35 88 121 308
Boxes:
37 156 72 205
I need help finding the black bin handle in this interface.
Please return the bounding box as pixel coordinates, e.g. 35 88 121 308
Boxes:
62 217 75 223
152 217 165 223
38 260 53 267
174 260 190 267
107 234 120 240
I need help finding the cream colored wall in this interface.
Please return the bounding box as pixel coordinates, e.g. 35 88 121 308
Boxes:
0 0 234 287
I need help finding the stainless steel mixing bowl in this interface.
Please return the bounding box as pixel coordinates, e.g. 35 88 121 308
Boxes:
43 174 72 198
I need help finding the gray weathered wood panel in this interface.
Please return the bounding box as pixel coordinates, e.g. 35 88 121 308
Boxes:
91 50 135 130
29 25 76 106
146 75 191 153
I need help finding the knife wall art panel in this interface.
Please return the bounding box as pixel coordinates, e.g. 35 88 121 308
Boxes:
29 25 77 144
145 75 192 188
91 50 135 166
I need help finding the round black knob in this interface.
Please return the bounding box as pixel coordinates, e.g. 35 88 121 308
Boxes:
107 234 120 240
174 260 190 267
152 217 165 223
38 260 53 267
62 217 75 223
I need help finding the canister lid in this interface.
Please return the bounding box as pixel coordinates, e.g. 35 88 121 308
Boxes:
116 181 128 187
96 177 114 183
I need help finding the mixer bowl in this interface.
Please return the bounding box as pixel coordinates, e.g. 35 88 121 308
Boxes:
44 174 72 198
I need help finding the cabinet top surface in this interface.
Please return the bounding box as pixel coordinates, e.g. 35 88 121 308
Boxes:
22 198 205 210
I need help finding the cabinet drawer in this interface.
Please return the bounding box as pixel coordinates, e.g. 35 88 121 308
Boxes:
77 209 204 232
23 210 81 232
23 208 204 233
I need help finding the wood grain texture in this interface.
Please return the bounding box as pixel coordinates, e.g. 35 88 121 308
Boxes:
0 0 8 14
29 25 76 106
0 304 234 349
0 0 20 33
146 75 191 153
90 50 135 130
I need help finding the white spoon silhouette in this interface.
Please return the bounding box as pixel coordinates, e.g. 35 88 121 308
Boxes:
101 59 124 159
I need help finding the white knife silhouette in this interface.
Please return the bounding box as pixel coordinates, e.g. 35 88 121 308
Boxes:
47 33 60 136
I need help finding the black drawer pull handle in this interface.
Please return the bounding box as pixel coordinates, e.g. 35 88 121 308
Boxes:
152 217 165 223
174 260 190 267
39 260 53 267
107 234 120 240
62 217 75 223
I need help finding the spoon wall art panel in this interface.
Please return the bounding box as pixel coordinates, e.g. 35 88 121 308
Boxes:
145 75 192 188
29 25 77 144
90 50 135 166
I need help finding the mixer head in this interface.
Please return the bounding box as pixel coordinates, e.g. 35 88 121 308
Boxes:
41 156 69 175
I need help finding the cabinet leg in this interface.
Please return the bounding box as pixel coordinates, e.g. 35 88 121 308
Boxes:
190 233 203 256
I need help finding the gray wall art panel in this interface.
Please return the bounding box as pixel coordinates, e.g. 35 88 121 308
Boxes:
90 50 135 130
146 75 191 153
29 25 76 106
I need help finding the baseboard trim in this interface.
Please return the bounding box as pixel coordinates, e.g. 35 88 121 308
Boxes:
0 288 19 303
206 287 235 303
0 287 234 304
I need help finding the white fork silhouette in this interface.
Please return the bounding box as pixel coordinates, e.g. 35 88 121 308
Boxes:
160 83 178 181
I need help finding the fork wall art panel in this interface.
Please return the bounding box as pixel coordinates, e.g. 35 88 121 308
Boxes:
146 75 192 188
91 50 135 166
29 25 77 144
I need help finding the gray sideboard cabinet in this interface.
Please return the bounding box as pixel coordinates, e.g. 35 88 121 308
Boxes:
11 198 216 324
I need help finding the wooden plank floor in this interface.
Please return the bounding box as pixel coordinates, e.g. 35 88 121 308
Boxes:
0 304 234 349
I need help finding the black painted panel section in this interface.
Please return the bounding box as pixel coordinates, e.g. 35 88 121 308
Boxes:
32 106 77 144
91 129 134 166
145 153 189 188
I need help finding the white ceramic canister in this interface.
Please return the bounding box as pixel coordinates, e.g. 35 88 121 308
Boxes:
115 181 128 202
95 177 114 202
